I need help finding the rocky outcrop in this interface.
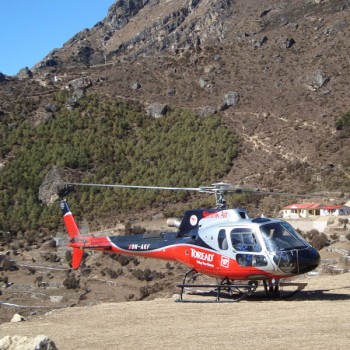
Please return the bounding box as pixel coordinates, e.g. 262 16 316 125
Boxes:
35 0 235 69
64 77 93 109
0 72 7 82
38 167 69 205
105 0 152 30
17 67 33 79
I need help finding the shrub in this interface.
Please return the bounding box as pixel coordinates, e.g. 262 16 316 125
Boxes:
65 250 72 262
305 229 329 250
330 233 339 240
63 272 80 289
139 286 151 299
335 111 350 131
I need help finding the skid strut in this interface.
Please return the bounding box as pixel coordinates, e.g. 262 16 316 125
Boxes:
176 270 257 303
262 279 307 299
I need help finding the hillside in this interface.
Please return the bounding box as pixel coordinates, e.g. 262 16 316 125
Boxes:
31 0 350 195
2 0 350 192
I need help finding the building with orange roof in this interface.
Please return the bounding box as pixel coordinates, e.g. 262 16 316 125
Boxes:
282 203 350 219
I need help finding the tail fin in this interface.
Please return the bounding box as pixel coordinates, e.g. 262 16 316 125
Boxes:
60 200 84 269
60 200 81 239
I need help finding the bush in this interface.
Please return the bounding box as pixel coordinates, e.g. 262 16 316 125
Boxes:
335 111 350 132
139 286 151 299
132 268 164 281
330 233 339 240
108 268 122 279
305 229 329 250
63 272 80 289
0 256 18 271
139 283 163 300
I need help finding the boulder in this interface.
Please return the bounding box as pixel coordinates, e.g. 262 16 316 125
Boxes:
220 91 239 110
33 110 54 127
72 89 85 99
65 97 78 110
67 77 92 91
253 36 268 48
279 37 295 49
197 106 217 118
0 335 58 350
44 103 58 113
198 77 208 88
131 82 141 90
305 69 329 91
145 103 168 118
10 314 25 322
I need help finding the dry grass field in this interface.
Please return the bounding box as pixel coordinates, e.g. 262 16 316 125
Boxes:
1 273 349 350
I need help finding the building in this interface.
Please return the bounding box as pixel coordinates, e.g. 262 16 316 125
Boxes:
282 203 350 219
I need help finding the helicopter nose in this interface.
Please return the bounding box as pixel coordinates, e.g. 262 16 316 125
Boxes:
273 247 320 274
295 247 320 274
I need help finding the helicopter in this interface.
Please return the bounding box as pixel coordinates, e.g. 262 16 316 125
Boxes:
59 182 321 302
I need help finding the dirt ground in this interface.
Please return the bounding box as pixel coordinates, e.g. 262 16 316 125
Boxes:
1 273 349 350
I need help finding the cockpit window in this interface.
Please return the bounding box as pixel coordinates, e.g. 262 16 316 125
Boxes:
218 229 228 250
260 222 307 252
230 228 261 252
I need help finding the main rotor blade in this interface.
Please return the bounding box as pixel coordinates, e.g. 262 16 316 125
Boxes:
66 182 336 199
238 188 327 198
68 183 204 192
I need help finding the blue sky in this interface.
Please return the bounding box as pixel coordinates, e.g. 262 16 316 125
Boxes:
0 0 115 75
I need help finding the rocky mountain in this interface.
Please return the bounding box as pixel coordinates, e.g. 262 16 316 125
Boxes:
32 0 350 192
2 0 350 222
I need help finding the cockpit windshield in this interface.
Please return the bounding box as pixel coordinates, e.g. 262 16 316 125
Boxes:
260 222 308 251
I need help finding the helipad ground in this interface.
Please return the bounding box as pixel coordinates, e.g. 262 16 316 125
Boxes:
1 274 349 350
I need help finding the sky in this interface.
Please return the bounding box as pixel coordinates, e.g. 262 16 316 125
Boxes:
0 0 115 76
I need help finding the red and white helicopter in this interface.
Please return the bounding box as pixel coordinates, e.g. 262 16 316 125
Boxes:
60 182 320 302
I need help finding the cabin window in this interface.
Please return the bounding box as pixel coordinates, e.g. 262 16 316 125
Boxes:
236 254 268 267
230 228 261 252
260 222 308 252
218 229 228 250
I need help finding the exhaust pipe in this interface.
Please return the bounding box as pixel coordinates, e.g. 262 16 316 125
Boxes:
167 217 182 229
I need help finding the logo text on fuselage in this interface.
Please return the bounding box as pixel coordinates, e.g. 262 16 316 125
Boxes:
190 248 215 267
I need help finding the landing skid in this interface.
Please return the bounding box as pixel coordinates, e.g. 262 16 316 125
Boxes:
176 270 307 302
176 270 257 303
262 280 307 299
